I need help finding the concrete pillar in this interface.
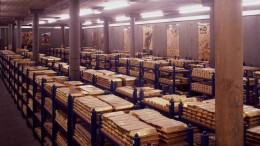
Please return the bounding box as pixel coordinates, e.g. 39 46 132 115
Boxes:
30 9 43 62
130 16 136 57
16 19 22 51
8 23 13 50
69 0 80 80
215 0 243 146
210 5 215 68
61 25 65 47
103 18 109 54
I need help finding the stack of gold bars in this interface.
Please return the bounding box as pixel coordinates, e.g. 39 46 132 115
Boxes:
63 81 84 86
192 68 215 79
96 75 122 88
73 123 91 146
191 82 212 94
35 127 42 139
142 97 177 112
73 96 113 123
143 71 155 81
119 58 129 64
246 126 260 145
129 68 139 77
167 59 197 67
115 86 161 99
56 87 85 104
44 121 53 135
130 109 188 145
56 132 67 146
82 70 103 83
44 82 66 93
182 99 260 130
244 66 260 76
243 77 255 104
110 74 136 86
28 70 57 80
55 110 68 131
101 111 160 145
129 58 143 66
143 60 169 68
97 94 134 111
45 97 53 114
78 85 105 96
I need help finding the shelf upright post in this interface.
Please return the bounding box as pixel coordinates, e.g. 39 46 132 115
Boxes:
172 65 176 94
91 109 97 146
58 64 62 76
133 134 140 146
169 99 174 118
201 131 209 146
41 78 46 146
162 85 166 95
254 78 259 108
51 85 57 146
26 69 30 122
133 87 137 105
139 89 144 102
212 73 215 97
32 73 37 137
244 123 248 146
178 102 183 119
68 94 73 146
246 77 250 105
187 124 194 146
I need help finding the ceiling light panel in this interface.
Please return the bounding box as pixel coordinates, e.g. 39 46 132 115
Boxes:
179 4 210 14
141 10 164 18
243 0 260 6
115 16 130 21
99 0 130 10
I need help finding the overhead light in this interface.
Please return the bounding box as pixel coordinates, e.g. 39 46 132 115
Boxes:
59 14 70 20
99 1 130 10
243 0 260 6
80 9 93 16
115 16 130 21
141 10 164 18
179 4 210 14
96 19 104 24
39 21 46 24
93 10 101 14
46 18 57 23
243 10 260 16
83 21 92 25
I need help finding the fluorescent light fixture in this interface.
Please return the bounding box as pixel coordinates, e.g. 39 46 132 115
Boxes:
47 18 57 23
115 16 130 21
99 1 129 10
39 21 46 24
93 10 101 14
83 21 92 25
80 8 93 16
59 14 70 20
96 19 104 24
82 25 103 29
179 4 210 14
243 0 260 6
141 10 164 18
243 10 260 16
110 22 130 27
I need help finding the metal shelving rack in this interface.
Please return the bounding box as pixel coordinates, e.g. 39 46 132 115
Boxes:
141 64 159 89
189 70 215 98
158 65 190 95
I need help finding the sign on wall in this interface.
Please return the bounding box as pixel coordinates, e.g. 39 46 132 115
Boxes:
22 32 33 48
124 27 130 51
198 23 210 61
143 26 153 53
167 24 180 57
41 32 51 45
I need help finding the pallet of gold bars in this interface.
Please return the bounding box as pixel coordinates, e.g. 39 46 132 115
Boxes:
246 126 260 145
73 96 113 124
22 66 48 75
129 68 140 77
118 67 127 75
44 82 67 94
143 60 168 69
129 58 143 66
101 111 160 145
78 85 105 96
193 132 216 146
56 87 85 104
96 75 122 90
110 74 136 86
243 91 255 105
55 110 68 131
192 68 215 79
119 58 129 64
130 109 190 145
56 131 68 146
191 82 213 95
82 69 103 83
97 94 134 112
73 123 91 146
115 86 161 100
45 97 53 115
28 69 57 80
243 105 260 128
244 66 260 77
167 59 197 67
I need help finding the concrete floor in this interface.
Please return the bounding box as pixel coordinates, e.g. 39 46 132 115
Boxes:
0 79 40 146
